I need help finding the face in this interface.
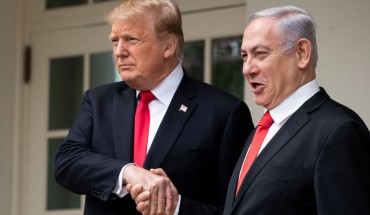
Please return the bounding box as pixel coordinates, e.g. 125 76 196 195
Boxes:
109 15 171 91
241 18 303 110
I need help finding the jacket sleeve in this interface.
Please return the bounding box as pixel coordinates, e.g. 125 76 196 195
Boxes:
315 119 370 214
54 90 128 202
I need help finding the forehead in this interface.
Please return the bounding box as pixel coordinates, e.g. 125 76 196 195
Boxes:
110 15 153 36
242 18 280 50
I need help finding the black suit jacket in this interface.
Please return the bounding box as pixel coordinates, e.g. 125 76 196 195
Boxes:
224 88 370 215
55 75 254 215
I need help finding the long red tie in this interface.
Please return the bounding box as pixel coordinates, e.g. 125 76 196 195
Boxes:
133 91 155 167
235 111 274 196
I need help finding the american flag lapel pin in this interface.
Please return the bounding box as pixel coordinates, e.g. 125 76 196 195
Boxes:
179 104 188 112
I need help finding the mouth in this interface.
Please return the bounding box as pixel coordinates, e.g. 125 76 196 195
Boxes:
249 81 266 93
118 64 134 70
251 82 261 88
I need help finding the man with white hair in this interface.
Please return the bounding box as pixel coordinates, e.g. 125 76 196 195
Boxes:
223 5 370 215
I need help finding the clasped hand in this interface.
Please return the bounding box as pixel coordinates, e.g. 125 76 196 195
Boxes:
124 166 179 215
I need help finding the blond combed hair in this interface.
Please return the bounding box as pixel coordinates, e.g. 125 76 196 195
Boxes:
106 0 184 62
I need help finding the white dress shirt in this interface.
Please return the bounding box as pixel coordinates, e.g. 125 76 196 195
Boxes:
260 79 320 154
113 64 183 213
238 79 320 182
145 64 184 151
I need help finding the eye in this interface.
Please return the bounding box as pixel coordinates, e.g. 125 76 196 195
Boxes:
241 53 248 62
110 38 119 47
125 36 139 45
255 50 268 60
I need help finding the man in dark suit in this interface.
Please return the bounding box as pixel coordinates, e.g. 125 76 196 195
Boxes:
224 5 370 215
54 0 254 215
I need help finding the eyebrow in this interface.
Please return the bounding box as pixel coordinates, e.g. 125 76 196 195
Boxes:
241 45 272 53
108 34 116 40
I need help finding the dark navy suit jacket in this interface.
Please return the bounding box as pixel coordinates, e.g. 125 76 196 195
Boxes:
224 89 370 215
55 75 254 215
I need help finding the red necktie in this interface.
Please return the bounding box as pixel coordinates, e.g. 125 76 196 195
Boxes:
235 111 274 196
133 91 155 167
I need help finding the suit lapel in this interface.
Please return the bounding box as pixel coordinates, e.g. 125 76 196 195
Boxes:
224 130 255 214
144 76 197 168
232 110 310 209
230 89 330 212
113 86 136 160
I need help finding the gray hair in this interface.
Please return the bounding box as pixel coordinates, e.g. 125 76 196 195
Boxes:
250 5 318 68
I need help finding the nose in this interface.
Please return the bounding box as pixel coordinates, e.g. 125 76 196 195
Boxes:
114 41 129 57
242 59 253 76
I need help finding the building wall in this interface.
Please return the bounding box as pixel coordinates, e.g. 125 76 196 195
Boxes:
0 0 369 214
0 0 17 214
245 0 370 126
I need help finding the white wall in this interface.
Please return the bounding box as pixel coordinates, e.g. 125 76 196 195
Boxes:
245 0 370 127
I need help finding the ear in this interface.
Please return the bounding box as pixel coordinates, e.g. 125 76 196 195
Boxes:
296 38 311 69
163 35 177 59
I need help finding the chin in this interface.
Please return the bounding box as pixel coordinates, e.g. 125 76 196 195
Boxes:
253 96 263 105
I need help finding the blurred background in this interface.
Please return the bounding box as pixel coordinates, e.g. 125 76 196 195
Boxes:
1 0 369 214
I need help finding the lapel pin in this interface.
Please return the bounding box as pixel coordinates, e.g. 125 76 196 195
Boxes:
179 104 188 112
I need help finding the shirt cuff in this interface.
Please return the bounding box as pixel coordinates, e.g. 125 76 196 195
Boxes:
112 163 136 198
173 194 181 215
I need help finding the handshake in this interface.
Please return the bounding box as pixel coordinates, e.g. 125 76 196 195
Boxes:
123 165 179 215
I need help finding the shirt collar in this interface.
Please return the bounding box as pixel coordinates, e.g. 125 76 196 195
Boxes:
136 63 184 106
268 79 320 125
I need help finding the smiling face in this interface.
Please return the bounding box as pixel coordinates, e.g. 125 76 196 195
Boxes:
109 13 177 91
241 17 308 110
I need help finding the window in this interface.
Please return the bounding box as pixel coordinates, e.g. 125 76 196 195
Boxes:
46 0 118 9
183 36 244 100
